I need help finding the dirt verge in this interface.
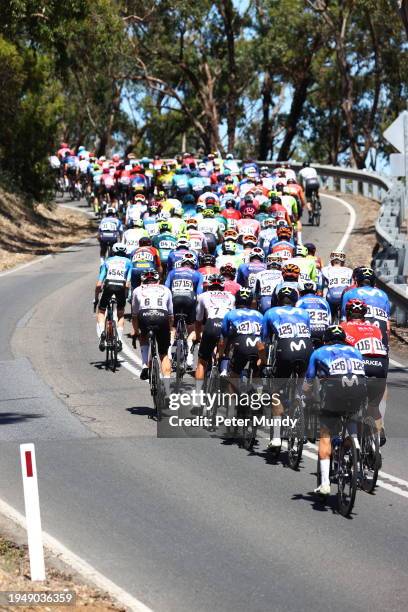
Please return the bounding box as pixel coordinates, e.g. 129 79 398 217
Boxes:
0 189 94 272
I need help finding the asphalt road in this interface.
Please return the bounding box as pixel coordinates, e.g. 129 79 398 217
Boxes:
0 194 407 612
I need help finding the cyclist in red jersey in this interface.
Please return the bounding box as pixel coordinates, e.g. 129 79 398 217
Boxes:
220 264 241 296
341 299 388 445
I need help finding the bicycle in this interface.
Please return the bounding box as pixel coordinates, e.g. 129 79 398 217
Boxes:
316 411 359 517
282 361 306 470
358 412 380 494
310 189 321 226
104 297 119 372
173 313 189 390
147 329 166 421
203 356 220 431
238 356 262 451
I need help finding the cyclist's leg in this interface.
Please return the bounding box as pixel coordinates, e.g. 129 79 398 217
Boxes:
196 319 222 385
364 357 388 443
96 287 111 350
114 288 127 350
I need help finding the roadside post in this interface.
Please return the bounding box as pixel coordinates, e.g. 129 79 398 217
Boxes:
20 443 46 581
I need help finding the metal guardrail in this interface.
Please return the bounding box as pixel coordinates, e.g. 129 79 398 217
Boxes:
257 161 407 324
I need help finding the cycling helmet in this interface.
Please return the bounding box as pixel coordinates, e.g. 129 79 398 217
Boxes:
226 153 234 160
286 178 297 185
277 287 298 306
270 195 282 205
235 287 253 307
225 197 236 207
139 236 152 247
205 195 217 207
323 325 346 344
133 219 144 228
181 253 196 268
354 266 375 287
296 244 308 257
224 229 238 241
329 251 346 263
134 194 146 203
242 234 257 248
299 280 317 293
304 242 316 255
262 218 276 229
275 182 285 193
112 242 127 256
105 207 117 216
282 263 300 279
177 238 190 249
249 247 265 262
267 254 282 269
200 253 216 267
276 219 289 228
159 221 171 232
223 240 237 255
241 206 256 218
207 273 225 289
225 185 236 194
277 226 292 239
196 202 206 212
172 205 183 217
186 218 198 228
141 270 160 284
302 161 310 168
345 298 368 319
149 204 160 214
220 263 236 278
212 202 220 213
183 194 195 206
202 208 215 218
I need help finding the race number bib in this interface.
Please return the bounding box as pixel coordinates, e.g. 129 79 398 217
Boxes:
100 221 117 232
172 278 193 292
308 309 329 327
329 358 364 375
355 337 387 355
106 260 127 282
236 320 262 335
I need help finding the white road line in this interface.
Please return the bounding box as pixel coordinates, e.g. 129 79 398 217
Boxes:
0 497 153 612
122 360 142 377
121 337 144 368
389 357 407 368
323 193 357 252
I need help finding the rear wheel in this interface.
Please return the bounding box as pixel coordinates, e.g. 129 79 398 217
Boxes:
359 416 380 493
337 435 358 517
175 338 185 390
287 399 304 470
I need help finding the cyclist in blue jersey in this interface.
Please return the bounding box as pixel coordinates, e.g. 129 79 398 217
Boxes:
258 218 277 255
236 247 266 289
217 288 263 377
167 238 199 272
270 263 301 306
341 266 390 346
95 243 132 353
296 280 331 347
97 208 123 264
303 325 367 496
260 286 313 448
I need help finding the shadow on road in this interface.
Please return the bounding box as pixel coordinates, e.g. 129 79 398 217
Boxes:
127 406 156 418
0 412 43 424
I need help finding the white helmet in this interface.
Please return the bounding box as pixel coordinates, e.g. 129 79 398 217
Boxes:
112 242 127 256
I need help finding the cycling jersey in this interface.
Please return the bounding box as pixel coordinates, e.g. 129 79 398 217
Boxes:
198 265 219 282
322 265 353 304
254 269 283 313
221 308 263 340
296 295 331 337
167 248 199 271
306 344 365 381
123 228 148 254
98 217 122 242
258 227 277 254
341 321 388 357
285 256 318 282
236 218 261 236
152 232 178 263
215 253 245 270
268 240 295 260
165 267 203 298
262 306 311 342
98 256 132 288
188 229 208 252
196 291 235 322
143 216 160 237
236 261 266 289
223 279 241 296
132 284 173 314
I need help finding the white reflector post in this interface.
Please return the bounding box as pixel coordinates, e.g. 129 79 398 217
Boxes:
20 443 46 581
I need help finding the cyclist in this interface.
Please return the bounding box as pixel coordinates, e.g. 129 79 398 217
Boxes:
298 162 320 222
95 242 132 352
268 226 295 260
258 218 277 255
221 197 241 222
97 208 123 264
216 240 244 270
296 280 331 347
195 274 236 385
236 205 261 237
254 254 283 314
130 237 162 291
197 208 222 254
198 253 219 281
167 238 199 272
285 244 318 283
271 263 301 306
341 266 390 346
185 218 208 253
165 254 203 369
152 220 178 273
341 298 388 445
268 195 292 226
322 251 353 320
220 263 241 296
303 325 366 496
260 286 313 448
237 247 266 289
123 219 148 255
132 270 174 381
217 288 263 377
168 204 187 236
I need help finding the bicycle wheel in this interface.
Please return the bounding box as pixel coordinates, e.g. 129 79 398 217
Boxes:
287 397 305 470
337 435 358 517
105 320 113 370
359 416 380 493
314 211 321 226
175 338 185 390
151 356 162 420
205 365 220 430
241 407 257 451
111 321 118 372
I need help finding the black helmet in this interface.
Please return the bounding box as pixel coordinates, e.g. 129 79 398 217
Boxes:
354 266 375 287
139 236 152 247
304 242 316 255
323 325 346 344
302 161 310 168
207 273 224 289
199 253 216 267
236 287 252 307
277 286 298 306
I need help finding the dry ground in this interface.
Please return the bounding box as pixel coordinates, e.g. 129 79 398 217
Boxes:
0 189 94 272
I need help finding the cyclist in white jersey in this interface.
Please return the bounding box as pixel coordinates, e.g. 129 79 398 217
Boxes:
195 274 235 383
321 251 353 320
132 270 173 380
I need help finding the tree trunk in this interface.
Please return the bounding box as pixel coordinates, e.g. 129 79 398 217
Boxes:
258 73 273 160
277 75 311 161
